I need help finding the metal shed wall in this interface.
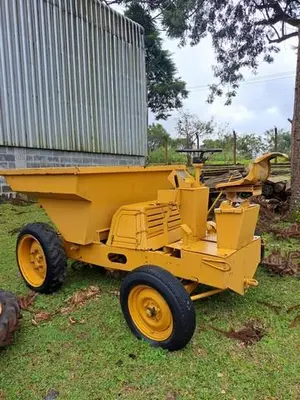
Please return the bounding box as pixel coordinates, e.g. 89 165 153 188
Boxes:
0 0 147 156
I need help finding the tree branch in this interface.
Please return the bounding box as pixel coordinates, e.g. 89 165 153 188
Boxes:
267 30 298 43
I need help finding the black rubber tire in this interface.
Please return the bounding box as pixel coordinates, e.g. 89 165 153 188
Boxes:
16 223 67 294
120 265 196 351
0 290 21 347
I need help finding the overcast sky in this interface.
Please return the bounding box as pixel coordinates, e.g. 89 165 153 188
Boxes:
112 5 297 139
150 34 297 138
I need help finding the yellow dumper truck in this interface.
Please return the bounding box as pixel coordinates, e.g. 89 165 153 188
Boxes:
0 152 281 350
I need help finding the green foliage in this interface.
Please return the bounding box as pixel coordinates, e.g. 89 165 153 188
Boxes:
147 121 291 165
108 1 299 104
147 146 186 164
124 4 188 119
265 128 291 155
147 123 170 153
147 123 186 163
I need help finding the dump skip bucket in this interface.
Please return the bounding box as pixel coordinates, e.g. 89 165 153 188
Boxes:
0 165 186 245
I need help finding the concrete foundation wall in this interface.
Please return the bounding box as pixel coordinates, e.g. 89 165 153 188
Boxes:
0 146 145 197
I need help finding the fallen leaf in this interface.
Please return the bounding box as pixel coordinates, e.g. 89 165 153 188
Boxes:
68 317 86 325
19 291 38 310
217 373 224 378
61 286 101 314
109 290 120 297
33 312 52 324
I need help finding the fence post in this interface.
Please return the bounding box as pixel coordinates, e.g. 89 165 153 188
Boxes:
274 126 278 164
233 130 237 165
165 139 169 164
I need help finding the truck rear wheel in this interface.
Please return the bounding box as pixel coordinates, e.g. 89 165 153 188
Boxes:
16 223 67 294
120 265 196 351
0 290 21 347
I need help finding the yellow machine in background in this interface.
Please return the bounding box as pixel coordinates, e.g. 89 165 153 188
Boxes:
0 151 285 350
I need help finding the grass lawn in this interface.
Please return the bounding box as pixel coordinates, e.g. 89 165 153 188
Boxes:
0 203 300 400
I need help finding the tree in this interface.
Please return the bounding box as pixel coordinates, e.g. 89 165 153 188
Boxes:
265 128 291 154
147 123 186 164
203 131 266 162
175 111 215 165
175 111 214 149
124 4 188 120
147 123 170 152
106 0 300 210
237 134 266 159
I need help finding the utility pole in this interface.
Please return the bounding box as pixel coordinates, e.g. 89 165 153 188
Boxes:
233 130 237 165
274 126 278 164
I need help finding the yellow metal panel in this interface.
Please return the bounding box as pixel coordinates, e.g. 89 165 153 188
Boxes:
157 189 179 204
180 187 209 240
39 198 92 245
226 238 261 294
110 211 138 249
0 165 186 176
215 201 260 250
108 202 182 251
1 166 186 245
64 238 260 295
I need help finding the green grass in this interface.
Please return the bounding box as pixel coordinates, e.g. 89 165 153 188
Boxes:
1 203 300 400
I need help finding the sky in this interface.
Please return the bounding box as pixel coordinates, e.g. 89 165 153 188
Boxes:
112 4 298 139
150 34 297 138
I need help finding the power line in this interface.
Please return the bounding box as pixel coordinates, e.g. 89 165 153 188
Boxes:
187 71 296 92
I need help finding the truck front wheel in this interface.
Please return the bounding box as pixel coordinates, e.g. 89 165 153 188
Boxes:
16 223 67 294
120 265 196 351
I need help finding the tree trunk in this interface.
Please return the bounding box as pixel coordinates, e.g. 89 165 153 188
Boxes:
290 29 300 212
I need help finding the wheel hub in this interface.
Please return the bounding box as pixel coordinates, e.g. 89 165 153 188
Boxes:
128 285 173 341
17 235 47 287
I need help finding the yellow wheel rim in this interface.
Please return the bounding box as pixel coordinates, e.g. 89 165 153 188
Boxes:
128 285 173 342
17 235 47 287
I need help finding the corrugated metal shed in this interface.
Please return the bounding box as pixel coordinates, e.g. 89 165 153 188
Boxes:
0 0 147 156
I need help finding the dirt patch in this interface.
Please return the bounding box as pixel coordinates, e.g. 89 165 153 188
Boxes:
261 250 300 277
211 320 266 346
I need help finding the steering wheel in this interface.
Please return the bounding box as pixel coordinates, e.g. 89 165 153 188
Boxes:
176 148 223 163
